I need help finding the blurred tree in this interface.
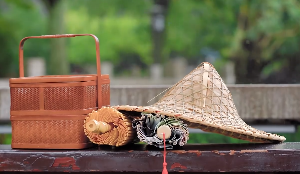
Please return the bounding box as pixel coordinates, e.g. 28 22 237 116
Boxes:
151 0 173 77
166 0 300 83
1 0 300 83
0 0 34 77
0 15 17 77
65 0 152 75
0 0 64 77
151 0 169 63
43 0 69 75
224 0 300 83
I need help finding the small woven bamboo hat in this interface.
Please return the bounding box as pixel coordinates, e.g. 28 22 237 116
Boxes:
112 62 286 143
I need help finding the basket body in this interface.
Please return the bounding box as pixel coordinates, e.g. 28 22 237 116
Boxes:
11 115 91 149
10 34 110 149
10 74 110 149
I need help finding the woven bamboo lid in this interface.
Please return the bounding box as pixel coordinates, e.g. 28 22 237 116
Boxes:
84 107 135 146
112 62 286 143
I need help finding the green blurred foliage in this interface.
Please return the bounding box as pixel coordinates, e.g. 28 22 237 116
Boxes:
1 126 300 145
166 0 300 81
187 126 300 144
0 0 300 82
165 0 237 60
0 0 48 76
188 133 249 144
0 134 11 144
65 1 152 65
64 0 153 71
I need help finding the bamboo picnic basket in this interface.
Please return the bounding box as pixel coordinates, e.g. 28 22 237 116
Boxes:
10 34 110 149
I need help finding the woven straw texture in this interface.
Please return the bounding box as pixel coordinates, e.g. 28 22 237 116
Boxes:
10 79 110 112
113 62 286 143
12 119 88 144
84 107 136 146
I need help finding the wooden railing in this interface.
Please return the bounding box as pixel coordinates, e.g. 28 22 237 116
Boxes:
0 142 300 173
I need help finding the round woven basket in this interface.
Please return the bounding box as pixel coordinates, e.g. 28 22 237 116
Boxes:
84 107 136 146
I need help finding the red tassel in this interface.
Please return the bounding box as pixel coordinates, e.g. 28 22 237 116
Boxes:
162 133 168 174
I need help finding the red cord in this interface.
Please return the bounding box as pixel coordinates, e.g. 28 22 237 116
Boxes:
162 133 168 174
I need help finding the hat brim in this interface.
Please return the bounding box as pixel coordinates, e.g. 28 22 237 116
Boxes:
112 105 286 143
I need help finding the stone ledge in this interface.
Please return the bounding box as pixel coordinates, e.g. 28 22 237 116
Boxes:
1 84 300 121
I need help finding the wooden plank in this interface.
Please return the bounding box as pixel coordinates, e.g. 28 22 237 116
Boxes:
0 143 299 173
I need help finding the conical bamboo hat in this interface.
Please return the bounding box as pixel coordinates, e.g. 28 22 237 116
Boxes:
112 62 286 143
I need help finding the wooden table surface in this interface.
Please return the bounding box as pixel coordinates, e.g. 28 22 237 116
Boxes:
0 142 299 173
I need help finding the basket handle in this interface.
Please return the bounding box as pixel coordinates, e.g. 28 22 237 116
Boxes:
19 34 103 107
19 34 101 78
